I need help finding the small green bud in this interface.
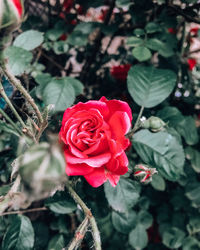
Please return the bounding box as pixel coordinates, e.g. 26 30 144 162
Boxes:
142 116 166 132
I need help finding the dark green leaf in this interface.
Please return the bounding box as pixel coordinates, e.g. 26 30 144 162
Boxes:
145 22 161 33
138 210 153 229
45 191 76 214
151 174 166 191
185 147 200 173
127 65 176 108
162 227 185 249
47 234 65 250
104 178 141 213
133 130 185 181
182 237 200 250
112 210 137 234
2 215 34 250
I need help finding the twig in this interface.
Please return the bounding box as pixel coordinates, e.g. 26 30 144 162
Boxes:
1 206 48 216
66 182 101 250
168 4 200 24
67 217 89 250
2 64 44 126
0 81 26 128
0 107 22 135
41 51 65 71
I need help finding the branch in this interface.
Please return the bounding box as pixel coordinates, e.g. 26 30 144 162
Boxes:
67 217 89 250
2 64 44 126
168 4 200 24
66 182 101 250
0 207 48 216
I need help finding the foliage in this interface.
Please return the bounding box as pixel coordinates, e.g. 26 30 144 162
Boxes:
0 0 200 249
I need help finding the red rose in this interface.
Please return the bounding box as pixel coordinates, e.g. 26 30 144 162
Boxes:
59 97 132 187
188 58 197 71
110 64 131 82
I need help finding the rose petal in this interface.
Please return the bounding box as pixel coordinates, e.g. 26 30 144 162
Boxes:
106 152 128 175
64 151 111 167
100 97 132 122
108 111 131 149
61 100 109 128
106 172 120 187
84 167 107 187
66 163 94 176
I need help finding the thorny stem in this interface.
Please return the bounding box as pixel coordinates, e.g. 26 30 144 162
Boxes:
2 64 44 126
127 106 144 138
67 217 89 250
66 182 101 250
0 80 26 128
0 107 22 135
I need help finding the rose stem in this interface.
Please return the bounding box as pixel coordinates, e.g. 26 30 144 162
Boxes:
66 182 102 250
67 217 89 250
0 80 26 128
0 107 22 135
2 64 44 126
0 80 37 142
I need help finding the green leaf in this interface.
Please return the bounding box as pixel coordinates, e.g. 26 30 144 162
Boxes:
162 227 185 249
133 29 145 36
53 41 69 55
5 46 33 76
112 210 137 234
47 234 65 250
182 237 200 250
104 178 141 213
187 216 200 234
0 120 20 137
138 210 153 229
185 147 200 173
63 77 84 96
145 22 161 33
185 181 200 208
146 38 165 51
127 65 176 108
43 78 75 112
45 191 77 214
13 30 44 51
129 224 148 249
151 173 166 191
2 215 34 250
158 107 199 145
33 222 49 250
126 37 143 47
133 130 185 181
132 46 152 62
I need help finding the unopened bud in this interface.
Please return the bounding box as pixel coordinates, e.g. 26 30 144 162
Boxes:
0 0 24 32
142 116 166 132
134 164 158 184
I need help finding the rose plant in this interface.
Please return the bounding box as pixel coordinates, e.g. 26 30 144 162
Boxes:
0 1 200 250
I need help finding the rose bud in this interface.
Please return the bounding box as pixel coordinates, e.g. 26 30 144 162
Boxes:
142 116 166 132
134 164 157 184
0 0 24 33
59 97 132 188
